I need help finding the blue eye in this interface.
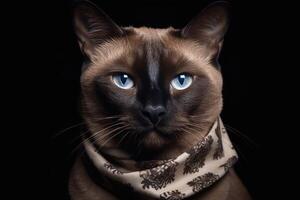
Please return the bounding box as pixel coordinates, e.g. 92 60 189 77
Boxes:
112 73 134 89
171 74 193 90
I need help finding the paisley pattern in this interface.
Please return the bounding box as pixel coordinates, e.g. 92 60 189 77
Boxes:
160 190 186 200
136 159 170 170
140 160 178 190
103 163 123 175
219 156 238 172
183 135 213 174
187 173 220 192
84 117 238 199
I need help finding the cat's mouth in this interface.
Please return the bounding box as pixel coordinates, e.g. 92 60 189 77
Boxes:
138 127 175 150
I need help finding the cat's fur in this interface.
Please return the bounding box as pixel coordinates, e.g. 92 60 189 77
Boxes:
69 1 251 199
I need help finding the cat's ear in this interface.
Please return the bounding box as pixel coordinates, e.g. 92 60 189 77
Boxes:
181 1 230 57
73 0 123 58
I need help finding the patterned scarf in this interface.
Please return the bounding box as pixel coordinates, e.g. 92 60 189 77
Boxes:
84 118 238 199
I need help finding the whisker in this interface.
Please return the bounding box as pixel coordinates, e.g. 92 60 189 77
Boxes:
71 122 126 155
117 130 132 147
186 123 252 162
186 123 206 132
96 126 131 148
224 124 258 148
183 126 205 140
68 128 89 145
89 121 125 141
73 125 131 159
231 142 249 163
74 122 123 148
92 124 130 144
180 127 203 142
54 115 124 141
52 122 85 139
187 124 236 148
92 115 124 121
132 133 145 159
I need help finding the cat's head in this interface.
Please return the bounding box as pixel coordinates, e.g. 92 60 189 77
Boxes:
73 1 229 158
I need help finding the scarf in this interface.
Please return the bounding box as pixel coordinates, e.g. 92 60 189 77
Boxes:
84 117 238 199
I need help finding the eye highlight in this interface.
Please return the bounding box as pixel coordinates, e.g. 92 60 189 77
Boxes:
171 74 193 90
112 73 134 89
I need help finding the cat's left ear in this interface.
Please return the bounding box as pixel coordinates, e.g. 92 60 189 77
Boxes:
73 0 123 59
181 2 230 58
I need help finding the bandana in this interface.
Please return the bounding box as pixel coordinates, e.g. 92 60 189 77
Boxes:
84 117 238 199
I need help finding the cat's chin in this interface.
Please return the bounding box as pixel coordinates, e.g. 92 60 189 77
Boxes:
141 130 170 150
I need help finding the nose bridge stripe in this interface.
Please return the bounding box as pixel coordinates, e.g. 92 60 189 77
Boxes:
146 40 160 87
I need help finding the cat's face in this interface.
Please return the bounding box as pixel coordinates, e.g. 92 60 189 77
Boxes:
74 1 229 158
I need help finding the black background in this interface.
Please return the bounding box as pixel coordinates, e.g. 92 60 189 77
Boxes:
8 0 292 199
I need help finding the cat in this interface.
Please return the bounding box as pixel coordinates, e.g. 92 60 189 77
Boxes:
68 1 251 199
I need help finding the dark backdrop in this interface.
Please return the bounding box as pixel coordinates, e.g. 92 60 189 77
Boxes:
13 0 290 199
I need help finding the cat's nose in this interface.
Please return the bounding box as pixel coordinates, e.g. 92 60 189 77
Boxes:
142 105 166 125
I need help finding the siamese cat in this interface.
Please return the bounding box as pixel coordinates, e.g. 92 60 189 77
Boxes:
69 1 251 199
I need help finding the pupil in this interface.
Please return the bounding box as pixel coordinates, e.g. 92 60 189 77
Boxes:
178 75 185 85
120 74 128 85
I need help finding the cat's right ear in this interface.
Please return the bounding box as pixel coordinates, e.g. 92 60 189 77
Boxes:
181 1 230 58
73 0 123 59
